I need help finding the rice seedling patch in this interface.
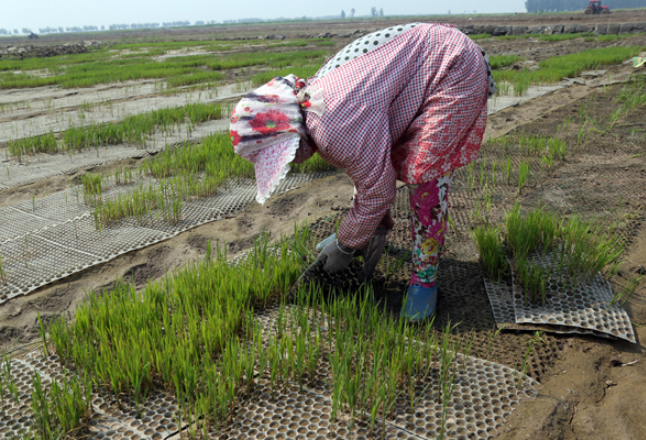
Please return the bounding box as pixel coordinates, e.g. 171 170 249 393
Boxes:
492 46 645 96
0 168 332 303
8 102 224 161
1 230 540 440
0 39 334 90
306 193 564 383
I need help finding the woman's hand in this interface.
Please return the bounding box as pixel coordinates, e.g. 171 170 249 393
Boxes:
357 229 388 282
317 240 355 273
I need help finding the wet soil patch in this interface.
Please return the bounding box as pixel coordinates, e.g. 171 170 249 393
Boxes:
27 285 74 313
122 245 171 285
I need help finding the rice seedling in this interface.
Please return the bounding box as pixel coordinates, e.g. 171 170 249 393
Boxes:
541 150 554 176
485 325 506 360
496 81 511 96
478 157 487 188
467 162 476 196
252 65 322 87
610 275 643 308
46 228 316 436
489 55 525 70
84 132 332 228
493 46 645 96
472 225 507 281
517 161 529 195
502 203 624 304
7 102 224 160
505 157 513 185
548 137 567 162
0 255 6 285
616 76 646 112
31 370 93 439
1 352 19 404
515 341 534 388
469 34 491 41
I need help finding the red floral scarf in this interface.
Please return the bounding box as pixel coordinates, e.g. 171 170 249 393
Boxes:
230 75 319 204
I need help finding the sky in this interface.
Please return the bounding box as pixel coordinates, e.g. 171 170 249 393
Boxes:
3 0 527 32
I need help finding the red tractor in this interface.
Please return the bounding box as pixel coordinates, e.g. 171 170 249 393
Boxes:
585 0 610 14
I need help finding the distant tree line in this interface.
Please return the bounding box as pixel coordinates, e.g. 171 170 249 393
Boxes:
0 10 400 37
340 7 383 18
526 0 646 12
0 21 219 36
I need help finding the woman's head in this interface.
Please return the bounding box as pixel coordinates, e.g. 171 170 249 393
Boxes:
230 75 309 204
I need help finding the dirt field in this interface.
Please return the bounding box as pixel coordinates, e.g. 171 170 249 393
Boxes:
1 17 645 440
3 10 646 45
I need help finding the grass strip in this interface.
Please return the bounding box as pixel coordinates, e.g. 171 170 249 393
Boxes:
493 46 645 96
8 102 223 160
87 133 333 227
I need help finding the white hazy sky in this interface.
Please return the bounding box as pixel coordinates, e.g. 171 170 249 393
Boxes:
3 0 526 32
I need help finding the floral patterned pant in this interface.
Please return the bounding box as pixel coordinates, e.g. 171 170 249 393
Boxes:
408 172 452 287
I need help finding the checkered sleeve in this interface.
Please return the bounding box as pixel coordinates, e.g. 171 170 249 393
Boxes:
335 114 397 250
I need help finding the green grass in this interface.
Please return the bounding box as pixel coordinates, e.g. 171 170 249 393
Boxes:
85 132 333 227
8 102 223 160
40 227 467 438
489 55 525 70
493 46 646 96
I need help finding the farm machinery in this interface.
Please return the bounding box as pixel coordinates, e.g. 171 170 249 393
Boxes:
585 0 610 14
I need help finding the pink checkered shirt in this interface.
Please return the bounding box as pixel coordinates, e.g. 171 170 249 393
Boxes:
305 23 488 249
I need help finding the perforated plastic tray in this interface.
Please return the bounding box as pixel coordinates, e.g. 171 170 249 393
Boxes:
0 172 332 305
0 234 96 300
481 253 635 343
249 305 540 440
0 207 54 243
0 351 180 440
0 146 150 190
38 218 172 262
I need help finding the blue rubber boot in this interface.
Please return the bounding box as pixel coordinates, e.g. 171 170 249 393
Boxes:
316 233 337 252
402 283 437 322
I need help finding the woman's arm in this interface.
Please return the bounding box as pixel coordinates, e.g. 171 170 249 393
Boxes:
325 111 397 250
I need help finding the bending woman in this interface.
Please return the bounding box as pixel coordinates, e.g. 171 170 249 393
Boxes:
230 23 495 321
